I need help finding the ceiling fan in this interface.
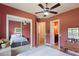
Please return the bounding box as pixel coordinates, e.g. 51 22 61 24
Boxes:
35 3 61 17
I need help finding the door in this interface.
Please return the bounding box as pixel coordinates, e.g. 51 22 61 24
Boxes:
37 22 46 46
50 20 60 49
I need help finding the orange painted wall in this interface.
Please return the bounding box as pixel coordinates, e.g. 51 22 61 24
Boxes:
0 14 1 27
54 22 58 34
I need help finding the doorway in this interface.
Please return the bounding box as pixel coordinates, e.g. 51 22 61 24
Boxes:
6 14 33 47
37 22 46 46
50 20 60 49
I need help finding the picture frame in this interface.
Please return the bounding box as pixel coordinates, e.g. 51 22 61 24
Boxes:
14 27 22 34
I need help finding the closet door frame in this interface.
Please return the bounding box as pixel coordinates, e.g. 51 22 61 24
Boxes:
6 14 33 48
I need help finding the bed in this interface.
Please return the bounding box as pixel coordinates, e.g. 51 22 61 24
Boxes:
10 34 29 48
17 45 71 56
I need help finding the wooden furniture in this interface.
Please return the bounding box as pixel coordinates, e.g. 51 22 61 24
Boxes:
63 41 79 53
0 39 10 48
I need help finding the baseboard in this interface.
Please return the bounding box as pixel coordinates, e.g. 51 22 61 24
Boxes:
68 50 79 56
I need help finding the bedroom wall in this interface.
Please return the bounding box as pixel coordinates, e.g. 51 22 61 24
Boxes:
9 21 21 34
0 4 37 46
54 22 58 34
0 14 1 38
52 7 79 47
38 7 79 47
22 23 30 43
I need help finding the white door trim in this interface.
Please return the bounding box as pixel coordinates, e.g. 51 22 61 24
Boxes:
50 19 61 49
6 14 33 48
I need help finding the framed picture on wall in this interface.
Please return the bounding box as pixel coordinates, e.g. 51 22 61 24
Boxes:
14 27 22 34
68 28 79 39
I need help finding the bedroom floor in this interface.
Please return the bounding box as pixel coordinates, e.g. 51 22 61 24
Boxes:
11 45 79 56
11 45 30 56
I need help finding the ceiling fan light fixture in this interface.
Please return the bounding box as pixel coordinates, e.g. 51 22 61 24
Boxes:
36 3 60 17
44 11 49 15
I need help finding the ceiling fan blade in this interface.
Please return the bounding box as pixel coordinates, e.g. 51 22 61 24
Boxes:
35 11 43 14
50 3 61 10
38 4 44 9
49 11 58 14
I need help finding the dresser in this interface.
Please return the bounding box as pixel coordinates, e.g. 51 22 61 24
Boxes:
63 41 79 53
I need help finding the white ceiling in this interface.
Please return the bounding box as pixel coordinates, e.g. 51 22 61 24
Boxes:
3 3 79 18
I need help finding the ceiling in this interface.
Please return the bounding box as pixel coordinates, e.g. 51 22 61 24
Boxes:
3 3 79 18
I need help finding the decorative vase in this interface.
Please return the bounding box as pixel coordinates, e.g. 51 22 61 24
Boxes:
1 44 6 48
